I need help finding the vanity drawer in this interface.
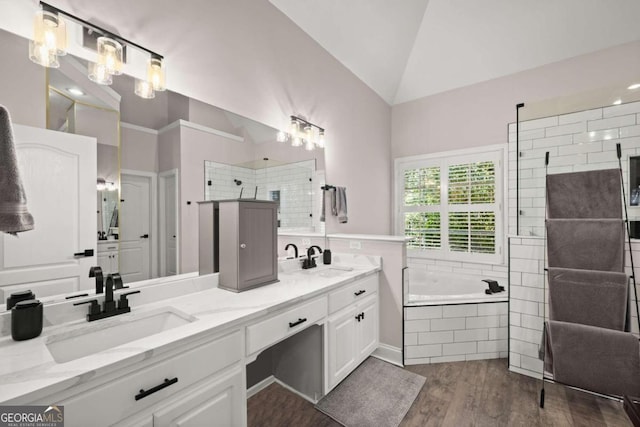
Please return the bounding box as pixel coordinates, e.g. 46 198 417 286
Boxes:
57 330 242 427
328 274 378 314
246 296 327 355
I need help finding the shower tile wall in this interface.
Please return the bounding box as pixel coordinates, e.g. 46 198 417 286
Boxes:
205 163 257 200
255 162 314 229
205 160 319 230
508 100 640 236
508 236 640 378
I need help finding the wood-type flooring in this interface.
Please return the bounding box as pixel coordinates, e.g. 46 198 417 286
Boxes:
247 359 631 427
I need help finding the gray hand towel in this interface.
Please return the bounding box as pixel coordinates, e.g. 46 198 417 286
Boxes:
320 189 326 222
336 186 348 223
330 188 337 216
0 105 34 235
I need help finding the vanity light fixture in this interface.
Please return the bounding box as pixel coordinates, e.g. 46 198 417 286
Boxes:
29 2 166 99
278 116 326 151
28 5 67 68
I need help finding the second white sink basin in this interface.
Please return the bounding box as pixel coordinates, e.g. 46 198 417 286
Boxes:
298 266 354 278
46 308 196 363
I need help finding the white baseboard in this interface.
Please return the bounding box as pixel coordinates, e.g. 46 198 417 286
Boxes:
371 344 403 367
247 375 275 399
274 378 319 404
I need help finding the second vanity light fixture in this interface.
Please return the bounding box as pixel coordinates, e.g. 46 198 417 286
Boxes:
277 116 326 151
29 2 166 99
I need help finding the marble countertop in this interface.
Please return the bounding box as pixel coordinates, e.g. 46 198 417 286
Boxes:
0 254 380 404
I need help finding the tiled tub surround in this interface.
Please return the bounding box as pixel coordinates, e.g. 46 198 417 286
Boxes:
404 302 508 365
508 236 640 379
508 100 640 237
403 261 509 365
0 254 380 403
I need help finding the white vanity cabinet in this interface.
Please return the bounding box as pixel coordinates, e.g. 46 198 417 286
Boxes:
35 330 245 427
97 241 119 274
326 275 379 391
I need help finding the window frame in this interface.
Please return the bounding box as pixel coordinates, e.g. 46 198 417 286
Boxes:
394 145 507 265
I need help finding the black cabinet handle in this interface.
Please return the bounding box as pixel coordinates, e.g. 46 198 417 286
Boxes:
140 234 149 239
355 314 361 322
361 312 365 320
354 290 366 296
289 318 307 328
74 249 94 257
355 312 365 322
135 377 178 401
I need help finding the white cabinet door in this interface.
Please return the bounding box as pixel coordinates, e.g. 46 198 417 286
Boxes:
0 125 96 298
356 296 379 360
327 306 358 389
153 367 246 427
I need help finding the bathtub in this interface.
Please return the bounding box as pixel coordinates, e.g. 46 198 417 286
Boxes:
404 269 509 365
405 270 508 306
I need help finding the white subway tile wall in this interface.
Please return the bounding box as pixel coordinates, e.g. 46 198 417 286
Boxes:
204 160 324 233
508 101 640 236
404 302 508 365
508 236 640 379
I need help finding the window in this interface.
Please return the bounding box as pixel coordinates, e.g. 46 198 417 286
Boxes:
396 148 504 263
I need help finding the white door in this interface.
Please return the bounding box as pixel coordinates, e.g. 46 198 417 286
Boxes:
119 173 151 283
0 125 96 299
160 171 178 276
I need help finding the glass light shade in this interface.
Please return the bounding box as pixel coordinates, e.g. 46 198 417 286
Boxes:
134 79 155 99
291 136 303 147
289 119 299 138
33 10 67 56
147 57 166 91
317 130 325 148
97 37 123 75
304 124 313 143
304 139 315 151
29 40 59 68
276 131 287 142
88 62 113 85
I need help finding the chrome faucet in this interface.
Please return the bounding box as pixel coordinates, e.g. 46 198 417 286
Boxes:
285 243 299 259
302 245 323 269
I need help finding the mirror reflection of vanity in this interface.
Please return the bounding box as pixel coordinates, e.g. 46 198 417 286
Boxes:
0 28 326 307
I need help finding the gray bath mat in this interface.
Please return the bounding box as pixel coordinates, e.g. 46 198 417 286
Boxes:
315 357 425 427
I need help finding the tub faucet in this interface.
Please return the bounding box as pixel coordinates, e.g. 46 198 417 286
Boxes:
89 266 104 294
285 243 298 259
302 245 323 269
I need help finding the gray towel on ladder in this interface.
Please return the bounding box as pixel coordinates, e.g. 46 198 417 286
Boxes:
0 105 34 235
320 189 326 222
336 186 347 223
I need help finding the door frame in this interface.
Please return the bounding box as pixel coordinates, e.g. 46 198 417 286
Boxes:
159 169 180 276
121 169 158 279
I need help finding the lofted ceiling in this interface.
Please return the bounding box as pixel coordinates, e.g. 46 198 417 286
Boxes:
270 0 640 105
3 0 640 108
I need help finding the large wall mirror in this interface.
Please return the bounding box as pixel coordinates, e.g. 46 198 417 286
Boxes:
0 28 325 307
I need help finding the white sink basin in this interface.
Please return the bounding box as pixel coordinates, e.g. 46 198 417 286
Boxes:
297 266 354 278
45 308 196 363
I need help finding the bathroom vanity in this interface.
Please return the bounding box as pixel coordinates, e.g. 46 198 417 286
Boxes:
0 255 380 427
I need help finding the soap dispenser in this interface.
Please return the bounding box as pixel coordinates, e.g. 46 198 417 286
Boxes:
11 299 43 341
